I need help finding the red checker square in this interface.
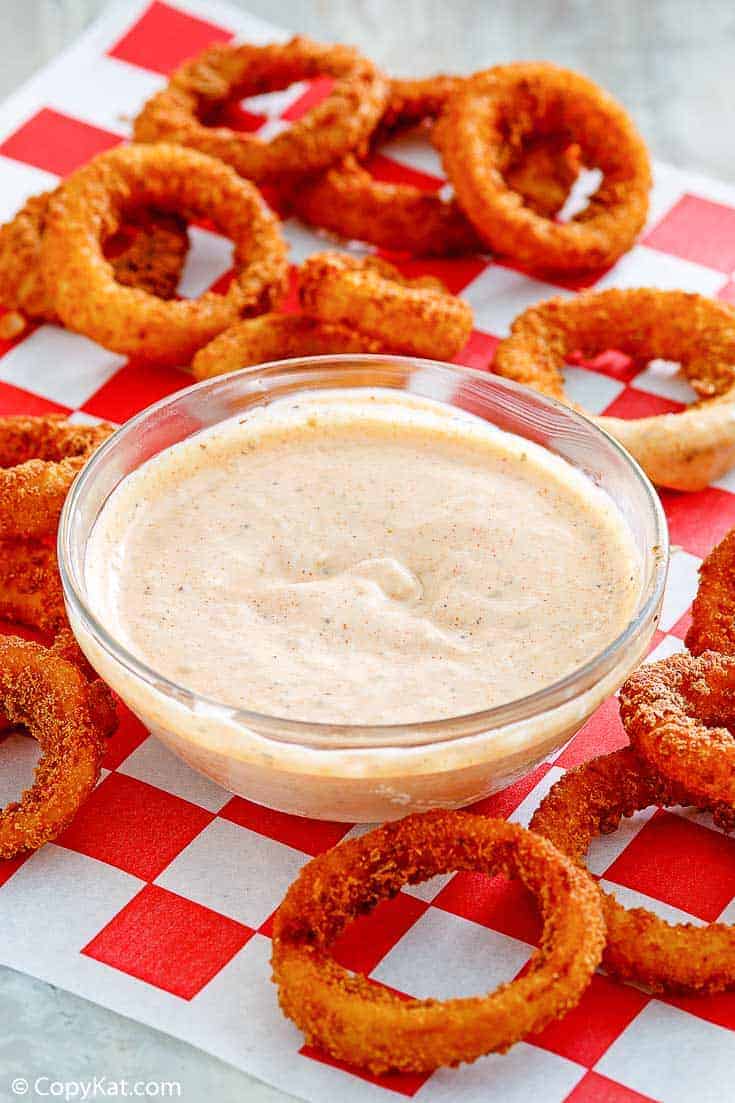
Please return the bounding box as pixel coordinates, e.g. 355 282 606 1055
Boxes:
83 883 251 999
565 1070 656 1103
330 891 427 975
566 348 638 384
434 871 541 946
605 808 735 921
379 253 488 295
0 109 121 177
0 380 68 416
644 194 735 273
220 796 351 856
669 607 693 641
300 1044 429 1097
531 973 648 1067
556 695 628 770
213 102 266 133
718 280 735 306
469 762 552 821
82 360 190 424
282 77 335 122
363 152 443 194
660 486 735 559
0 853 29 888
453 329 499 372
57 772 213 880
102 703 149 771
665 989 735 1033
108 1 233 76
601 386 684 420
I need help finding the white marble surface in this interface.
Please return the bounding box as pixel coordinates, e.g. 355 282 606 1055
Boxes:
0 1 733 1101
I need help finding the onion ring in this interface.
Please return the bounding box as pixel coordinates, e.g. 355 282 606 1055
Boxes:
686 528 735 657
619 650 735 808
493 288 735 491
0 189 190 327
272 810 605 1073
190 313 384 380
0 415 113 541
133 37 388 186
0 635 107 858
299 252 473 359
531 746 735 993
41 144 289 366
436 62 651 272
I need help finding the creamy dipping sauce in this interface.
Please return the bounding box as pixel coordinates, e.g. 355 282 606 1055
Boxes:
86 391 641 725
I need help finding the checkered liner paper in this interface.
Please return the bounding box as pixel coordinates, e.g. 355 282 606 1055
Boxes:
4 2 735 1101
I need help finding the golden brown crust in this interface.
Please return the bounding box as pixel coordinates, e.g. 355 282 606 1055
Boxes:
0 538 66 635
686 528 735 656
437 62 651 272
272 810 605 1073
0 415 113 541
619 650 735 808
190 313 384 379
531 746 735 993
0 635 107 857
0 189 189 324
493 288 735 491
133 37 389 185
299 251 473 359
41 144 289 367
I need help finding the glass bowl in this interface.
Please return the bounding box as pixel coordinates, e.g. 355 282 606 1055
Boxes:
59 356 668 822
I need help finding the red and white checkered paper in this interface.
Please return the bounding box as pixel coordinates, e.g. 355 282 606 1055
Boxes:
2 2 735 1100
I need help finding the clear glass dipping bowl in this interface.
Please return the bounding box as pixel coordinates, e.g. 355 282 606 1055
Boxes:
59 356 668 822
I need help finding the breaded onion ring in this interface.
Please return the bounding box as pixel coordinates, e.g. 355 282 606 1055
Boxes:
686 528 735 657
619 650 735 808
272 810 605 1073
436 62 651 272
0 189 189 326
41 144 289 366
299 252 473 359
133 37 388 186
0 415 113 541
190 313 384 380
493 288 735 491
0 635 107 857
531 747 735 993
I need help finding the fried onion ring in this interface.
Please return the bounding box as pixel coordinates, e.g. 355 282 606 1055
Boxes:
272 810 605 1073
493 288 735 491
133 37 388 186
0 415 113 541
686 528 735 657
190 313 384 380
0 189 189 326
299 252 473 359
41 144 288 366
436 62 651 272
290 78 584 255
531 746 735 993
619 650 735 808
0 635 107 857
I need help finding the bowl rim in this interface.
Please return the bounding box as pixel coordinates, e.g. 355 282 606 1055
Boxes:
59 354 669 750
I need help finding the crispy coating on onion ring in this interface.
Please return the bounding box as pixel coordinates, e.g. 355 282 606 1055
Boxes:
299 252 473 359
619 650 735 809
494 288 735 491
290 78 583 255
436 62 650 272
686 528 735 657
0 635 107 857
190 313 384 380
133 37 388 185
0 190 189 326
41 144 289 366
0 415 113 541
531 746 735 993
272 810 605 1073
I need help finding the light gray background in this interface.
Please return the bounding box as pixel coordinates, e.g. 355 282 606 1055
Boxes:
0 2 733 1101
